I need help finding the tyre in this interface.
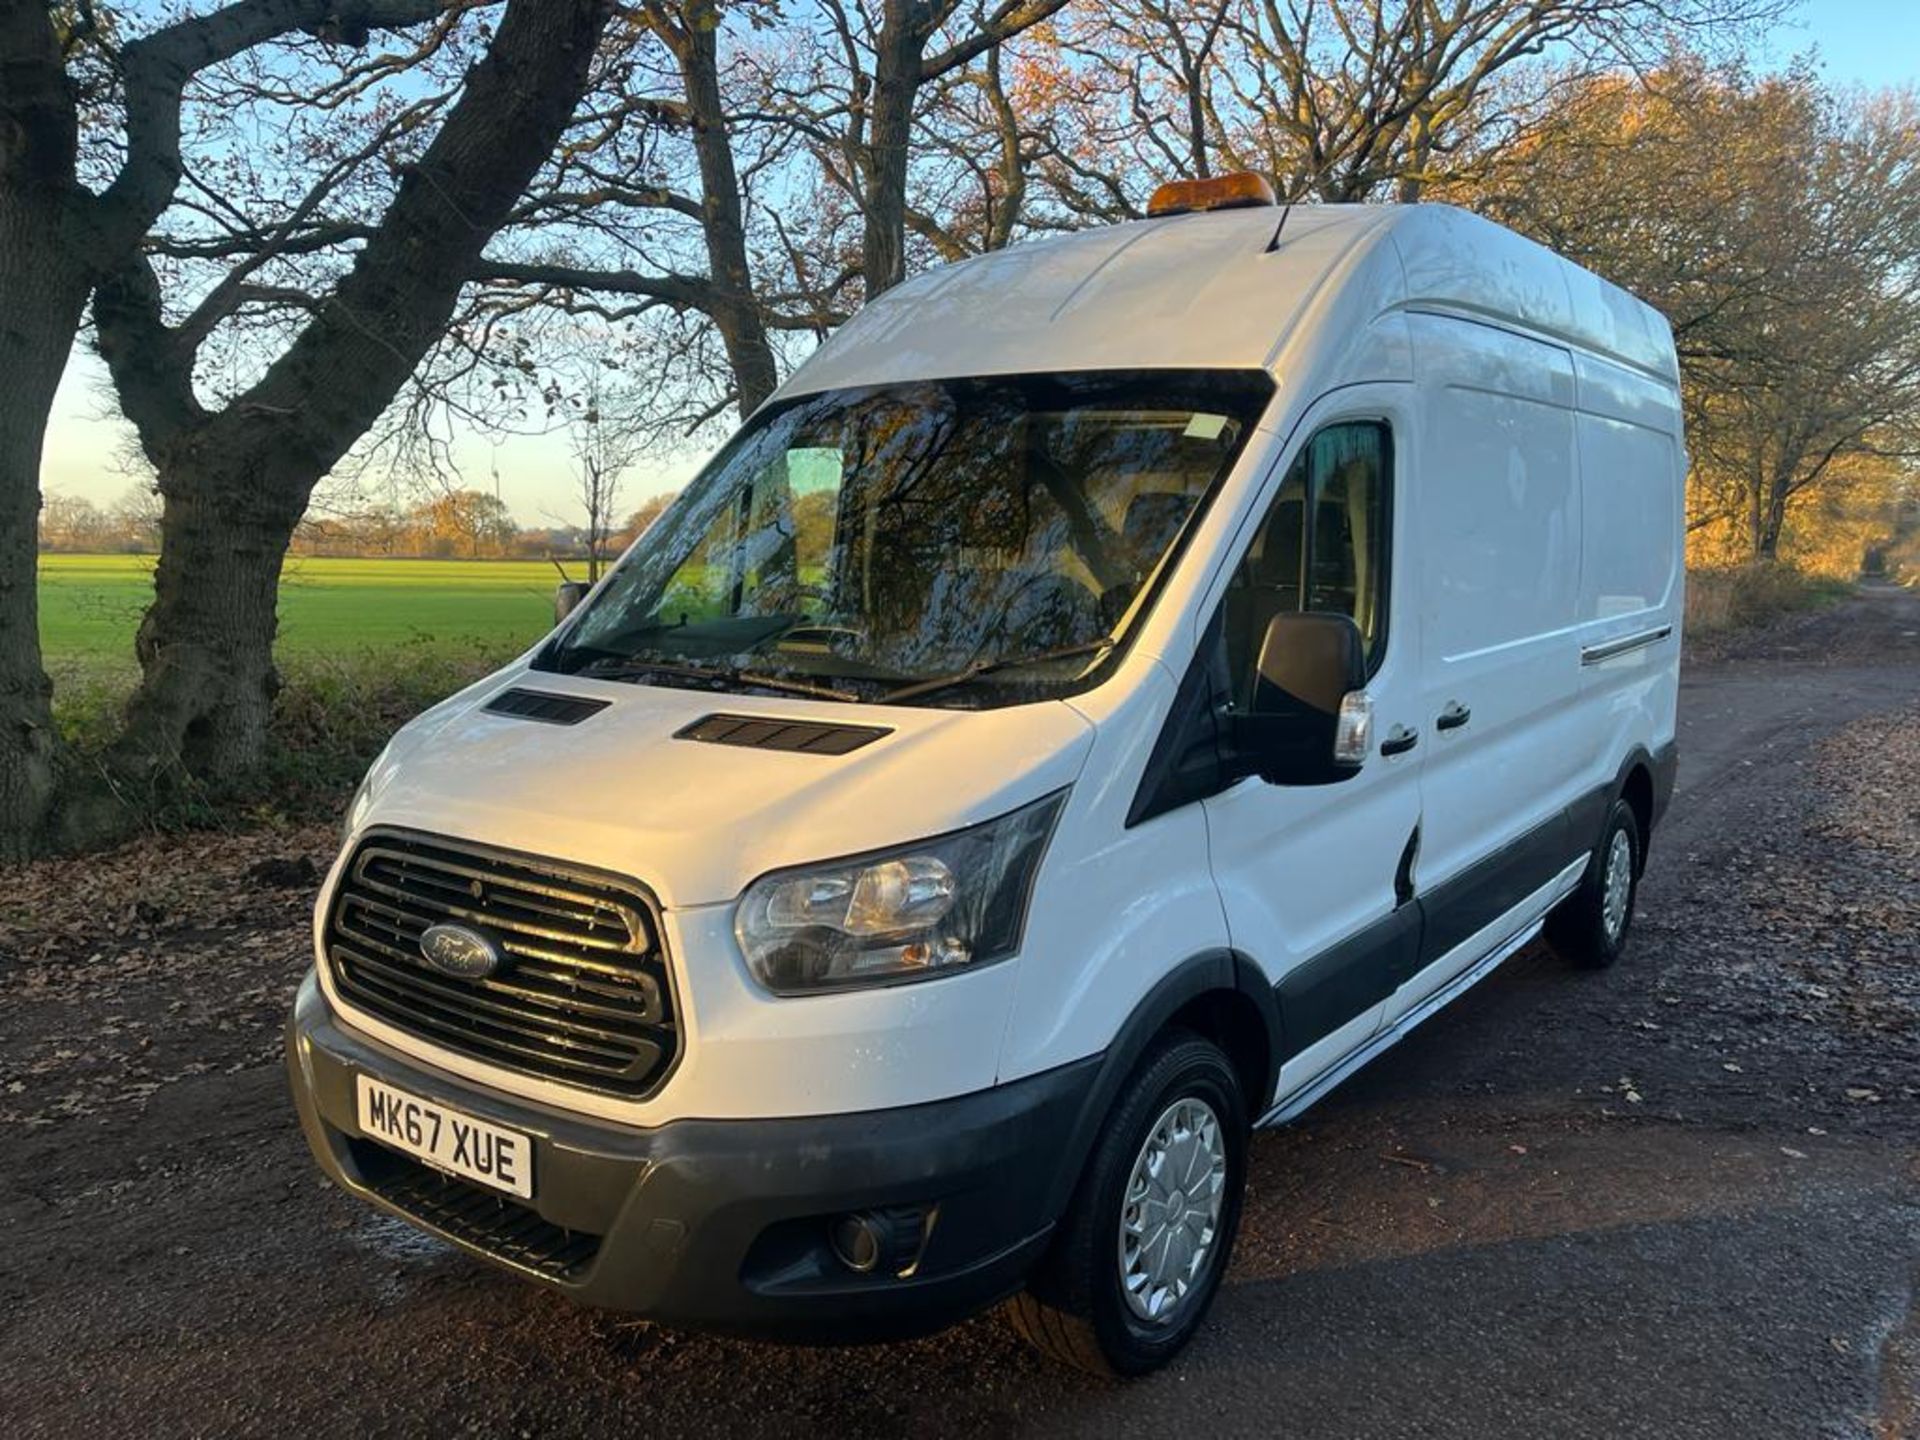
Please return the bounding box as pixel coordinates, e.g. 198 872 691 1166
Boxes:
1546 797 1641 969
1005 1030 1248 1377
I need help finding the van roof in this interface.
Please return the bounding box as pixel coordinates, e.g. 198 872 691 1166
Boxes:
776 203 1677 403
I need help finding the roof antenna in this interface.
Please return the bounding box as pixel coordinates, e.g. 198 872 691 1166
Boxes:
1264 190 1295 254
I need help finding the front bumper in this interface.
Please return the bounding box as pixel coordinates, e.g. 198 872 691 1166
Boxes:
285 972 1097 1342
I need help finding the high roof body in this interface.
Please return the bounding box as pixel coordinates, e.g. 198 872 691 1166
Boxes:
776 202 1676 404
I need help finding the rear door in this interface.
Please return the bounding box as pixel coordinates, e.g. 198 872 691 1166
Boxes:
1199 388 1425 1103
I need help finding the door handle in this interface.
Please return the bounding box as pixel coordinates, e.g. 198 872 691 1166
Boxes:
1380 725 1419 757
1436 701 1472 732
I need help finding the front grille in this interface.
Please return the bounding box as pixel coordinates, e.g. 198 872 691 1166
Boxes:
352 1141 600 1279
325 831 678 1098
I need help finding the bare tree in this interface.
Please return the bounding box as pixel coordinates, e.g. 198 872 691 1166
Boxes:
1020 0 1786 222
109 482 164 552
36 494 111 552
560 362 653 581
750 1 1071 299
1 0 487 856
0 0 619 854
401 3 1076 442
85 0 614 827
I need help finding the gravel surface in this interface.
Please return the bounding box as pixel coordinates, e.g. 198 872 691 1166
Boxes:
2 585 1916 1439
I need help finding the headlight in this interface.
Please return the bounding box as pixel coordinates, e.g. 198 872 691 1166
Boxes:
735 791 1067 995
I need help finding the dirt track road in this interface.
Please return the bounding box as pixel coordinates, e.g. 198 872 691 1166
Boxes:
3 586 1917 1439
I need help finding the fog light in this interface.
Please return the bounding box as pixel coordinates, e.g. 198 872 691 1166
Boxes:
829 1205 934 1276
830 1213 883 1273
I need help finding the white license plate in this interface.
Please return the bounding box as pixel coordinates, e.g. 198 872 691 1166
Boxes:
355 1075 534 1200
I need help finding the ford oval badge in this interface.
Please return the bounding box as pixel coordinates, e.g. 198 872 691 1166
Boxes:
418 922 505 980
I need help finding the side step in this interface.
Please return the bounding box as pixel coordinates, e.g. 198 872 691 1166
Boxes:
1257 916 1546 1128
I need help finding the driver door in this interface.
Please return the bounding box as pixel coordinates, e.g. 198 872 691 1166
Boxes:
1200 397 1424 1107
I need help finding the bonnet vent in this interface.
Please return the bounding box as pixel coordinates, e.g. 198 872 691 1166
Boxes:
676 713 891 756
483 688 612 726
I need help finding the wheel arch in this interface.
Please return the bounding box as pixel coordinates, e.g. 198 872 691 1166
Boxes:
1039 951 1280 1220
1603 743 1666 871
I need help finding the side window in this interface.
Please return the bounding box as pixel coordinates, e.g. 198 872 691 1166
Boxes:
1221 421 1390 703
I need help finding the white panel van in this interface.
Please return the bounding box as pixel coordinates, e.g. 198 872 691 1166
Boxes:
288 181 1683 1376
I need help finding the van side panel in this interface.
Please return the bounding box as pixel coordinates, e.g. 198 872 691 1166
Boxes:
1571 350 1685 804
1404 313 1590 981
1577 411 1678 624
995 661 1235 1086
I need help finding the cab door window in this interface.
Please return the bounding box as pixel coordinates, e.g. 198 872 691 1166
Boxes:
1222 421 1391 704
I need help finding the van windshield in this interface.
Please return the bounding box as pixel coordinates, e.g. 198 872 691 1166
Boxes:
540 370 1273 707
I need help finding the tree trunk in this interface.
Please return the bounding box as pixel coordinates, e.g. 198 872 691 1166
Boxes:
1395 115 1431 202
94 0 614 799
0 212 87 859
862 4 920 301
1178 34 1209 178
114 466 299 786
0 0 88 859
1756 466 1793 562
679 20 778 415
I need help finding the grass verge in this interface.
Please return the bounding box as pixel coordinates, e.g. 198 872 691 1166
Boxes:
1685 563 1852 637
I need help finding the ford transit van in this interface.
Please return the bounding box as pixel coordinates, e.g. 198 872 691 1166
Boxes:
287 182 1683 1376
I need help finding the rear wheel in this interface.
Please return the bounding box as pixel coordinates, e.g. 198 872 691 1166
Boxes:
1547 797 1641 969
1005 1031 1248 1377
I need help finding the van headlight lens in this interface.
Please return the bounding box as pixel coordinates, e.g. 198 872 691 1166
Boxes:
735 791 1066 995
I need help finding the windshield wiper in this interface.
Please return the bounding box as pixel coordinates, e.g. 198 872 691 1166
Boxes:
879 638 1117 705
580 656 863 703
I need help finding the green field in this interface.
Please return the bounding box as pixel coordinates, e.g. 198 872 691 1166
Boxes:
39 554 562 677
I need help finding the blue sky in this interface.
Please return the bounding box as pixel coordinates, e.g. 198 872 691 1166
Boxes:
43 0 1920 523
1780 0 1920 90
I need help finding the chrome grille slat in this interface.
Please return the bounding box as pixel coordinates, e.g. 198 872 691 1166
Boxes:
339 954 644 1066
341 890 656 983
325 832 678 1099
337 946 664 1053
336 908 665 1025
360 845 647 932
350 868 643 955
340 961 657 1081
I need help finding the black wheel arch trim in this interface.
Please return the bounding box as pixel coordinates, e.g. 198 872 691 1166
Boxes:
1599 740 1677 853
1040 950 1281 1220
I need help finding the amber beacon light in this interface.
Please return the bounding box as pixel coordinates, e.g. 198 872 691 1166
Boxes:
1145 171 1278 218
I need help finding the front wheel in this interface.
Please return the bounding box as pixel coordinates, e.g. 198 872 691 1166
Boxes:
1004 1031 1248 1377
1547 797 1642 969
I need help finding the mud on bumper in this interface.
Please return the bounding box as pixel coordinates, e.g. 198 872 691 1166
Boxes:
285 973 1097 1342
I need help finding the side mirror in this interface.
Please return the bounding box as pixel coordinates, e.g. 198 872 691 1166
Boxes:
1238 611 1372 786
554 581 589 625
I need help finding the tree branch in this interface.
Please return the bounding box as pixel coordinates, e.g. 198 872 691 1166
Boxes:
470 259 716 311
920 0 1070 82
97 0 461 260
